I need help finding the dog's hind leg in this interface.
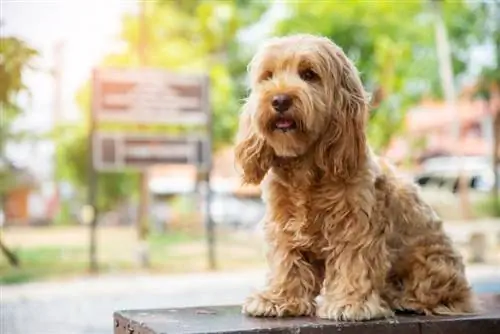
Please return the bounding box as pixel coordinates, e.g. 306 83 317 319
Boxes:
391 236 476 315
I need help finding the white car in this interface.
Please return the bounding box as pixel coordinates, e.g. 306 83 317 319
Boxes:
416 156 498 193
210 194 265 229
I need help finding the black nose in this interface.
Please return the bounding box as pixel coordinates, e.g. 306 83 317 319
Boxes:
271 94 292 113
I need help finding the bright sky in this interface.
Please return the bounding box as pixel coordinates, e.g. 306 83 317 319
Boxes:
2 0 137 129
2 0 137 179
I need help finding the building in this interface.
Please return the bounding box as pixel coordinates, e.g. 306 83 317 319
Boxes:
386 96 495 164
0 159 38 225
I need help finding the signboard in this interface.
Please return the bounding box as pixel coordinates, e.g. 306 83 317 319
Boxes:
92 68 209 125
92 132 210 171
89 67 216 270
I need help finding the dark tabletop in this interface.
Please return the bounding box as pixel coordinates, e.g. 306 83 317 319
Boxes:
114 295 500 334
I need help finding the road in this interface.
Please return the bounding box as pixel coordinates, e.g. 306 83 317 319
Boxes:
2 265 500 334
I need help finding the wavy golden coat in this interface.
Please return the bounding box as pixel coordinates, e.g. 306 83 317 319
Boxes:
234 34 475 321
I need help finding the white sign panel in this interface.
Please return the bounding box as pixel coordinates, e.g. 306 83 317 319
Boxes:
93 132 210 172
92 68 209 125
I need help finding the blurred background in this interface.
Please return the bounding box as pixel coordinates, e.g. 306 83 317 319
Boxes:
1 0 500 333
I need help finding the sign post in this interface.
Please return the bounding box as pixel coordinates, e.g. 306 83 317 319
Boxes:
90 67 214 270
137 2 150 268
88 71 98 273
202 75 215 270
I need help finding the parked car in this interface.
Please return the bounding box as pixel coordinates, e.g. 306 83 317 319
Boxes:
415 156 498 193
210 194 265 229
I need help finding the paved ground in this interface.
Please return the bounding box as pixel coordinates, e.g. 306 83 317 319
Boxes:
1 219 499 334
2 265 500 334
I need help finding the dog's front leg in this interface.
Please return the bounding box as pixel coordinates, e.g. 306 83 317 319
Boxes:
242 245 321 317
317 206 393 321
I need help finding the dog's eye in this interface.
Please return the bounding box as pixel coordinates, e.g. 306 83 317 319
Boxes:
260 70 273 82
299 69 318 82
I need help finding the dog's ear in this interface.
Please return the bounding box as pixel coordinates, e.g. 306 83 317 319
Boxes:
234 101 274 185
315 48 368 178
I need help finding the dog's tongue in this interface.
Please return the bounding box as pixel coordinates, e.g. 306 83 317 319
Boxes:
276 119 293 129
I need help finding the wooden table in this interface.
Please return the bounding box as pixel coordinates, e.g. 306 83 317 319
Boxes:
114 294 500 334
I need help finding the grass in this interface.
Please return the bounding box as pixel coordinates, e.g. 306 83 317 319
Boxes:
0 226 266 285
1 246 90 284
473 196 500 218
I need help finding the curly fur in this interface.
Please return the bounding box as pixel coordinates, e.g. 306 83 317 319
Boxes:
235 34 476 321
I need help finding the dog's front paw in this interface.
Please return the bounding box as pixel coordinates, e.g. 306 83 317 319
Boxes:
317 294 393 321
242 292 315 317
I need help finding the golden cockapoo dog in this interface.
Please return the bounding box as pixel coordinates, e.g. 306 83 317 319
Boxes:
234 34 476 322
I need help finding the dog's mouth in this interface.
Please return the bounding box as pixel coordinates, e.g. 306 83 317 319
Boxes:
273 117 297 132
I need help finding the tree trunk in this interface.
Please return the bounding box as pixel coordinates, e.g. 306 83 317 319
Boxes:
0 194 20 267
491 85 500 209
0 235 20 267
491 2 500 210
492 114 499 206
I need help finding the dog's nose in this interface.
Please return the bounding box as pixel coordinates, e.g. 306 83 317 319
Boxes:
271 94 292 113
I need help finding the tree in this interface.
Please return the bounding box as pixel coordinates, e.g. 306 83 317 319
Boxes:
1 36 39 189
55 85 140 213
275 0 489 153
474 1 500 209
56 1 270 211
55 125 140 212
0 33 39 266
105 0 269 147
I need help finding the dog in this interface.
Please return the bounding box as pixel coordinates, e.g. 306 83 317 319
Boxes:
234 34 476 321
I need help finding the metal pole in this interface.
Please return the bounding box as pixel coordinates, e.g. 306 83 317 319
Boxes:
204 171 215 270
204 74 216 270
137 171 150 268
136 0 150 268
431 0 470 219
88 70 99 273
490 3 500 208
52 41 64 220
52 41 64 126
138 1 147 66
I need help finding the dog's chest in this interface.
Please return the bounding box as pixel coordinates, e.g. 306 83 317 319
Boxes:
267 176 330 253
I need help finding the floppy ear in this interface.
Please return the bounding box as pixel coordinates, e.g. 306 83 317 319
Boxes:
234 101 274 185
315 49 368 178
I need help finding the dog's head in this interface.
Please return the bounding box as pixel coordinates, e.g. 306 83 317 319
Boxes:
235 34 368 184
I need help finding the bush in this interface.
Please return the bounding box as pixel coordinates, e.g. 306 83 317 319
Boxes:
473 196 500 218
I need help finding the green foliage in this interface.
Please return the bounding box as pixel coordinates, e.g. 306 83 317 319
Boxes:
470 1 499 212
56 78 141 212
0 35 39 198
56 1 269 212
475 1 500 100
476 66 500 104
0 36 38 142
0 246 86 284
102 0 268 147
0 37 38 118
57 0 496 211
275 0 490 152
0 230 199 284
55 125 139 211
